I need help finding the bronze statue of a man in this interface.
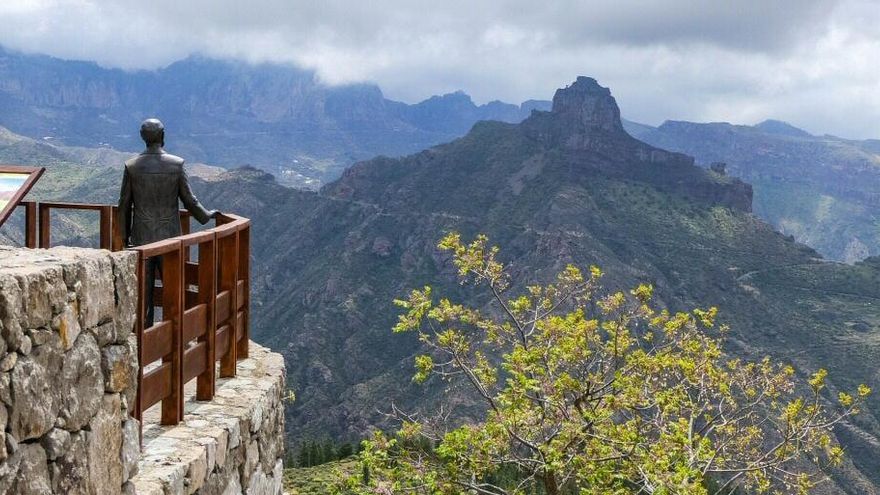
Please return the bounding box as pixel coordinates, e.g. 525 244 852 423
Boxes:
117 118 218 325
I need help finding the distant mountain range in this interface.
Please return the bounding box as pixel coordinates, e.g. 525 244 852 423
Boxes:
4 45 880 264
0 46 549 188
624 119 880 262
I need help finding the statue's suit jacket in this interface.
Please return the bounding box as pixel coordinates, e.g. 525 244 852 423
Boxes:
117 149 212 246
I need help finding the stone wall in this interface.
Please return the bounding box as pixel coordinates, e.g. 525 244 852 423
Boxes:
0 246 287 495
0 246 140 494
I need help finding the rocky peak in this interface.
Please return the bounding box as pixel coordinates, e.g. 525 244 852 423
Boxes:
521 76 635 153
753 119 811 138
550 76 624 133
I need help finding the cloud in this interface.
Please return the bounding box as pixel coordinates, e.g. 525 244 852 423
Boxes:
0 0 877 139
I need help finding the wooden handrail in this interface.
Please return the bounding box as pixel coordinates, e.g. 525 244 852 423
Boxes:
39 202 114 250
18 201 251 446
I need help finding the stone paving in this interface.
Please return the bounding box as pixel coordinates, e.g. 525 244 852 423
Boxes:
132 342 286 495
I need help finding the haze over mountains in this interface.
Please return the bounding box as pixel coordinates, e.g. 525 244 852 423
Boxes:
0 46 549 188
3 46 880 266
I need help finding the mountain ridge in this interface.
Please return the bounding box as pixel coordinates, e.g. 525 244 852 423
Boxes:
0 45 551 188
625 117 880 262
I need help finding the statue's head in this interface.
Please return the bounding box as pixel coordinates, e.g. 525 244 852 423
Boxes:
140 118 165 147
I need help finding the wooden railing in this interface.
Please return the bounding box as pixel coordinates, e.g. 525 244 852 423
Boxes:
12 200 251 440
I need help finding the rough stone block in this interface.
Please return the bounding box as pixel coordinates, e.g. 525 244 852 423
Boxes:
241 438 259 489
58 332 103 431
221 472 242 495
123 336 139 408
0 371 10 405
246 458 283 495
90 320 115 347
26 328 56 346
121 481 137 495
184 445 209 494
121 419 140 482
9 443 52 495
202 437 219 474
18 334 32 355
41 427 71 460
53 303 82 351
102 343 134 392
50 431 90 495
8 338 62 440
87 394 124 493
0 351 16 372
60 251 115 330
215 428 229 469
0 436 20 493
0 272 24 344
110 252 138 342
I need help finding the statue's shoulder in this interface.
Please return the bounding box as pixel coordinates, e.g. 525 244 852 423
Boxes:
161 153 185 167
124 155 142 169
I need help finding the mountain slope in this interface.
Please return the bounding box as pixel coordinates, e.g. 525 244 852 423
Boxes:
624 119 880 262
0 47 549 187
8 76 880 492
179 77 880 492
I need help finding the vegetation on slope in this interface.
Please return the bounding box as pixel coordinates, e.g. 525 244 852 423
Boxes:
341 234 868 494
625 119 880 262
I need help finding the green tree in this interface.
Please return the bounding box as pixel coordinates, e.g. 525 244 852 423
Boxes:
297 442 310 467
324 440 338 464
344 233 870 495
338 443 355 459
309 441 321 467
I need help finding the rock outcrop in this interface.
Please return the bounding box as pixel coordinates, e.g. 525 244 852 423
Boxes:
518 76 752 212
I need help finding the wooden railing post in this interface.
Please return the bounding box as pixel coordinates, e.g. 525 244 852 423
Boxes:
196 234 217 400
111 206 125 252
99 205 113 250
133 239 185 434
21 201 37 248
163 245 185 423
180 211 191 262
180 212 191 236
217 227 238 378
38 203 50 248
236 223 250 359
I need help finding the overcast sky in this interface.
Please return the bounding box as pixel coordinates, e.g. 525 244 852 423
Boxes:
0 0 877 139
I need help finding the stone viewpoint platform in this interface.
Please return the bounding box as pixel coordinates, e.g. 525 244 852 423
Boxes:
0 247 285 495
133 342 285 495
